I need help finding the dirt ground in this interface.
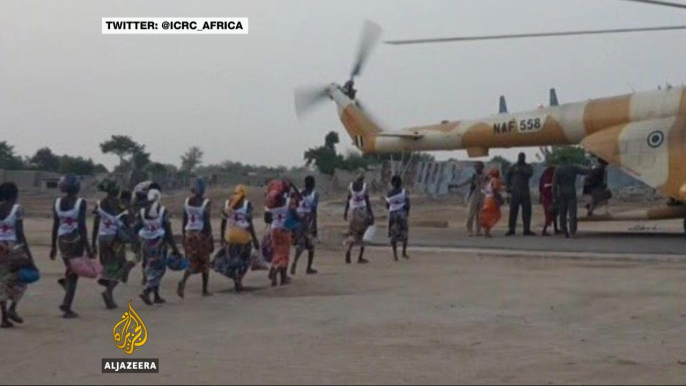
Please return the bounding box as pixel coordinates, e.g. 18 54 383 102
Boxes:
2 193 686 385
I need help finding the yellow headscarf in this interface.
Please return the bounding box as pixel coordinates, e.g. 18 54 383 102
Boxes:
228 185 247 210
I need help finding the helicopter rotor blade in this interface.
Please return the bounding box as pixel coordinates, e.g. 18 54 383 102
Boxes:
623 0 686 10
385 25 686 45
294 85 330 118
350 20 383 80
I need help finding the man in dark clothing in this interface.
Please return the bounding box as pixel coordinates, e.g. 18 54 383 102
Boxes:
553 164 589 238
584 159 611 216
505 153 535 236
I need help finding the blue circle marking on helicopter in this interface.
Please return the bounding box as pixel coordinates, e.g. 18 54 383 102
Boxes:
647 131 665 148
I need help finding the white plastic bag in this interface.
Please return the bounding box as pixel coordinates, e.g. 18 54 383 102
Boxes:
363 225 377 243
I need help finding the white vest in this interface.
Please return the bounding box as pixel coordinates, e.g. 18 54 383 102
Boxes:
184 198 209 232
482 179 496 197
0 204 21 242
138 207 166 240
386 190 407 213
55 198 83 236
97 201 127 237
269 202 290 230
297 190 317 215
349 183 367 210
227 200 250 229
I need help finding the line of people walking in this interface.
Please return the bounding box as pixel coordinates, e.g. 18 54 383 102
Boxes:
0 170 414 328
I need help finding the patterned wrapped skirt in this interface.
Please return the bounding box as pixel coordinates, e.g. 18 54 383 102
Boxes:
183 231 214 275
213 243 251 280
98 235 129 283
271 229 291 269
141 238 167 291
294 213 315 254
388 210 409 243
347 207 370 246
58 232 85 276
0 242 28 303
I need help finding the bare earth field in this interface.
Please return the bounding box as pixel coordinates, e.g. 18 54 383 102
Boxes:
2 193 686 385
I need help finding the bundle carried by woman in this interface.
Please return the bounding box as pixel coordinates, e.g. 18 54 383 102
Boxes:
265 180 291 209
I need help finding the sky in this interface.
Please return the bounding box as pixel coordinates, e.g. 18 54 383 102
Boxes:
2 0 686 170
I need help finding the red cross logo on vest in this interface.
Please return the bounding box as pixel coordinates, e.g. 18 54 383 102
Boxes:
64 217 75 227
103 218 114 228
0 223 11 233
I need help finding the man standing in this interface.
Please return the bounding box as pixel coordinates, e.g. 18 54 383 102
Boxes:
553 164 589 238
506 153 535 236
450 162 485 237
584 159 611 216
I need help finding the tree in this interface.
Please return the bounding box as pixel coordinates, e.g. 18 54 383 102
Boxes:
58 155 101 175
304 146 342 176
325 131 340 151
100 135 149 172
30 147 60 172
0 142 24 170
540 146 590 166
94 164 109 174
490 155 512 172
181 146 204 173
144 162 170 175
131 148 151 171
341 152 372 172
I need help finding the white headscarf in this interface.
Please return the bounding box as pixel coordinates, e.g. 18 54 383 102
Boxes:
147 189 162 217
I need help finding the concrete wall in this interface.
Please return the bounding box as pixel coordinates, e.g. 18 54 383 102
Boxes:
0 169 62 192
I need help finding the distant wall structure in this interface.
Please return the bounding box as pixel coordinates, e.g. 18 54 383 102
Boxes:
381 161 653 201
0 170 62 192
384 160 500 199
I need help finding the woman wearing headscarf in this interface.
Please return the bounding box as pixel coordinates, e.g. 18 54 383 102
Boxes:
264 180 299 287
50 174 94 319
539 164 560 236
385 175 410 261
136 188 181 306
178 178 214 298
479 168 503 238
92 179 134 310
291 176 319 275
217 185 260 292
0 183 35 328
131 181 160 285
343 170 374 264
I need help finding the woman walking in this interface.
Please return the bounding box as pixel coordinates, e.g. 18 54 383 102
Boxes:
92 179 134 309
343 171 374 264
217 185 260 292
0 183 35 328
479 168 503 238
265 180 299 287
385 175 410 261
539 165 559 236
291 176 319 275
50 174 94 319
178 178 214 298
137 188 181 306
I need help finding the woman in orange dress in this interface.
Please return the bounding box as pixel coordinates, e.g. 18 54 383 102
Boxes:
479 168 503 237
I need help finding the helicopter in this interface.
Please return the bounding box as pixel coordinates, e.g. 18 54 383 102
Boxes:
294 0 686 228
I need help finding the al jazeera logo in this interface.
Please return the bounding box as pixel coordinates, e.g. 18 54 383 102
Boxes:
102 301 159 373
